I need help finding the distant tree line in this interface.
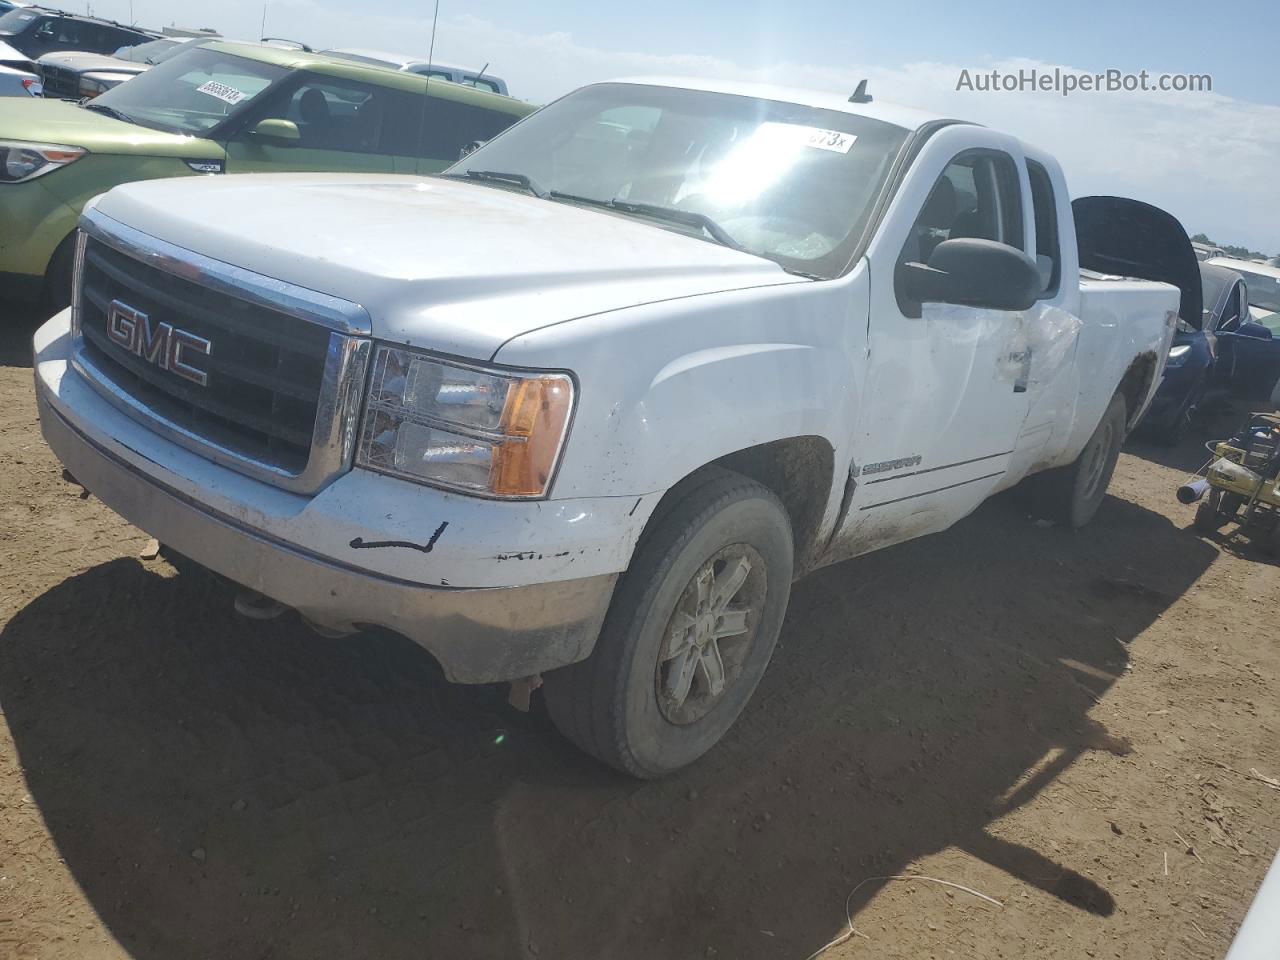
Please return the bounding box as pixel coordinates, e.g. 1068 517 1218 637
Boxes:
1191 233 1273 260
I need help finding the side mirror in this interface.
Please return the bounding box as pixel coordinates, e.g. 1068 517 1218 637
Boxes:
251 118 300 143
1237 321 1274 340
459 139 486 159
899 238 1042 313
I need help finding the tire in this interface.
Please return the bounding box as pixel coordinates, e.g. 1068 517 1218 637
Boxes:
42 234 76 316
1155 377 1204 446
1034 393 1128 529
543 467 794 778
1194 491 1225 535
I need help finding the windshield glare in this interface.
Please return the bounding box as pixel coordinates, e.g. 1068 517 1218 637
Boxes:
89 47 286 136
449 82 909 277
0 8 38 33
113 38 180 64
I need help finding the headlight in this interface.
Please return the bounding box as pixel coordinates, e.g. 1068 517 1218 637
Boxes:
0 140 85 183
78 73 130 98
1166 343 1191 368
357 346 575 499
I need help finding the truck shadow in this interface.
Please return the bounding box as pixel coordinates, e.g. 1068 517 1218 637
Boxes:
0 491 1216 960
0 298 43 368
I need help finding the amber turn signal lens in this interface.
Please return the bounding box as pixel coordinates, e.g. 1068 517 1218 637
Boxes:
492 376 574 496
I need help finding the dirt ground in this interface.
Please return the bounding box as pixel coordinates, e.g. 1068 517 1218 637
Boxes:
1 300 1277 960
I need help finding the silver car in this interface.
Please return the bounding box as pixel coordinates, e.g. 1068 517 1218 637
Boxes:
0 60 39 96
323 47 509 96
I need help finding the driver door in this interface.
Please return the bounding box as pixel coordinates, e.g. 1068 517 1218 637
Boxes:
833 132 1035 557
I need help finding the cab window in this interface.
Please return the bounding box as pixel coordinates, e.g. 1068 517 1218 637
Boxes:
247 75 423 156
901 150 1024 269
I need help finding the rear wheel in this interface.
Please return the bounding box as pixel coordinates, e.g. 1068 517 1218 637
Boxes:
543 468 793 778
1033 394 1127 529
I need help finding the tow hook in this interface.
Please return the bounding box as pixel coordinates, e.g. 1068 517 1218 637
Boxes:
233 588 288 621
508 675 543 712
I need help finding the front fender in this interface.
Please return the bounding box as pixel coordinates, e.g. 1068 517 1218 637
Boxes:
495 272 867 503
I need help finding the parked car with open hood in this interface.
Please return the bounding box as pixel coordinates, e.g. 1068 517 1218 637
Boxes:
33 78 1194 776
1143 261 1243 442
0 40 533 307
36 35 198 100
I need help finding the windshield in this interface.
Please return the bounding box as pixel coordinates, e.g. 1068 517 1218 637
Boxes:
449 82 910 278
0 8 37 34
113 38 180 64
1231 266 1280 313
88 47 287 136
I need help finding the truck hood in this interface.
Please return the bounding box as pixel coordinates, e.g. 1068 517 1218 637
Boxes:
36 50 147 74
0 97 220 156
92 173 806 359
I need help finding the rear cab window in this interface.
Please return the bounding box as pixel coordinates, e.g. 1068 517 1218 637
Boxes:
1026 159 1061 297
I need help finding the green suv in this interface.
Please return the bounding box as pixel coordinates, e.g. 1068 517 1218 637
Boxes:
0 41 533 307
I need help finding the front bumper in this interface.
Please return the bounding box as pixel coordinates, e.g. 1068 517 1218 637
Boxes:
34 313 658 683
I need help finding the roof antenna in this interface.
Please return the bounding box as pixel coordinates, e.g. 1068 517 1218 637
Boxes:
425 0 441 94
848 79 873 104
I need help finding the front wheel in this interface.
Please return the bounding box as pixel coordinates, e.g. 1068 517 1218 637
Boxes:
543 468 794 778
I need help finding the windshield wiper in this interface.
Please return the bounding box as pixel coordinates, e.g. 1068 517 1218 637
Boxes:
445 169 548 198
547 190 613 210
81 102 137 125
606 199 742 251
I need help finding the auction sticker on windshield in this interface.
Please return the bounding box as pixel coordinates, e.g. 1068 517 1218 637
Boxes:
757 122 856 154
195 80 246 105
797 126 856 153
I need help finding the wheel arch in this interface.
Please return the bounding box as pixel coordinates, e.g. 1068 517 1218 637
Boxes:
1115 350 1160 430
637 436 836 578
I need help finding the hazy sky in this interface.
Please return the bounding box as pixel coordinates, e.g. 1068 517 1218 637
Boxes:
75 0 1280 252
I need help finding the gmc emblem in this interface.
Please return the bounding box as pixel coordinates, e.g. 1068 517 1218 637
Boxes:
105 300 211 387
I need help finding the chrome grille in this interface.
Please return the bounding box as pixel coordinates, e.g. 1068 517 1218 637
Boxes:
71 209 372 494
80 236 329 471
38 64 80 98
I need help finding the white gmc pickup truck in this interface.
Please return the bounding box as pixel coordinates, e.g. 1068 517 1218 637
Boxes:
34 78 1198 777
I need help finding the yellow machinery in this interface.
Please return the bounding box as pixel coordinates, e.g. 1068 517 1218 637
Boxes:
1178 413 1280 554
